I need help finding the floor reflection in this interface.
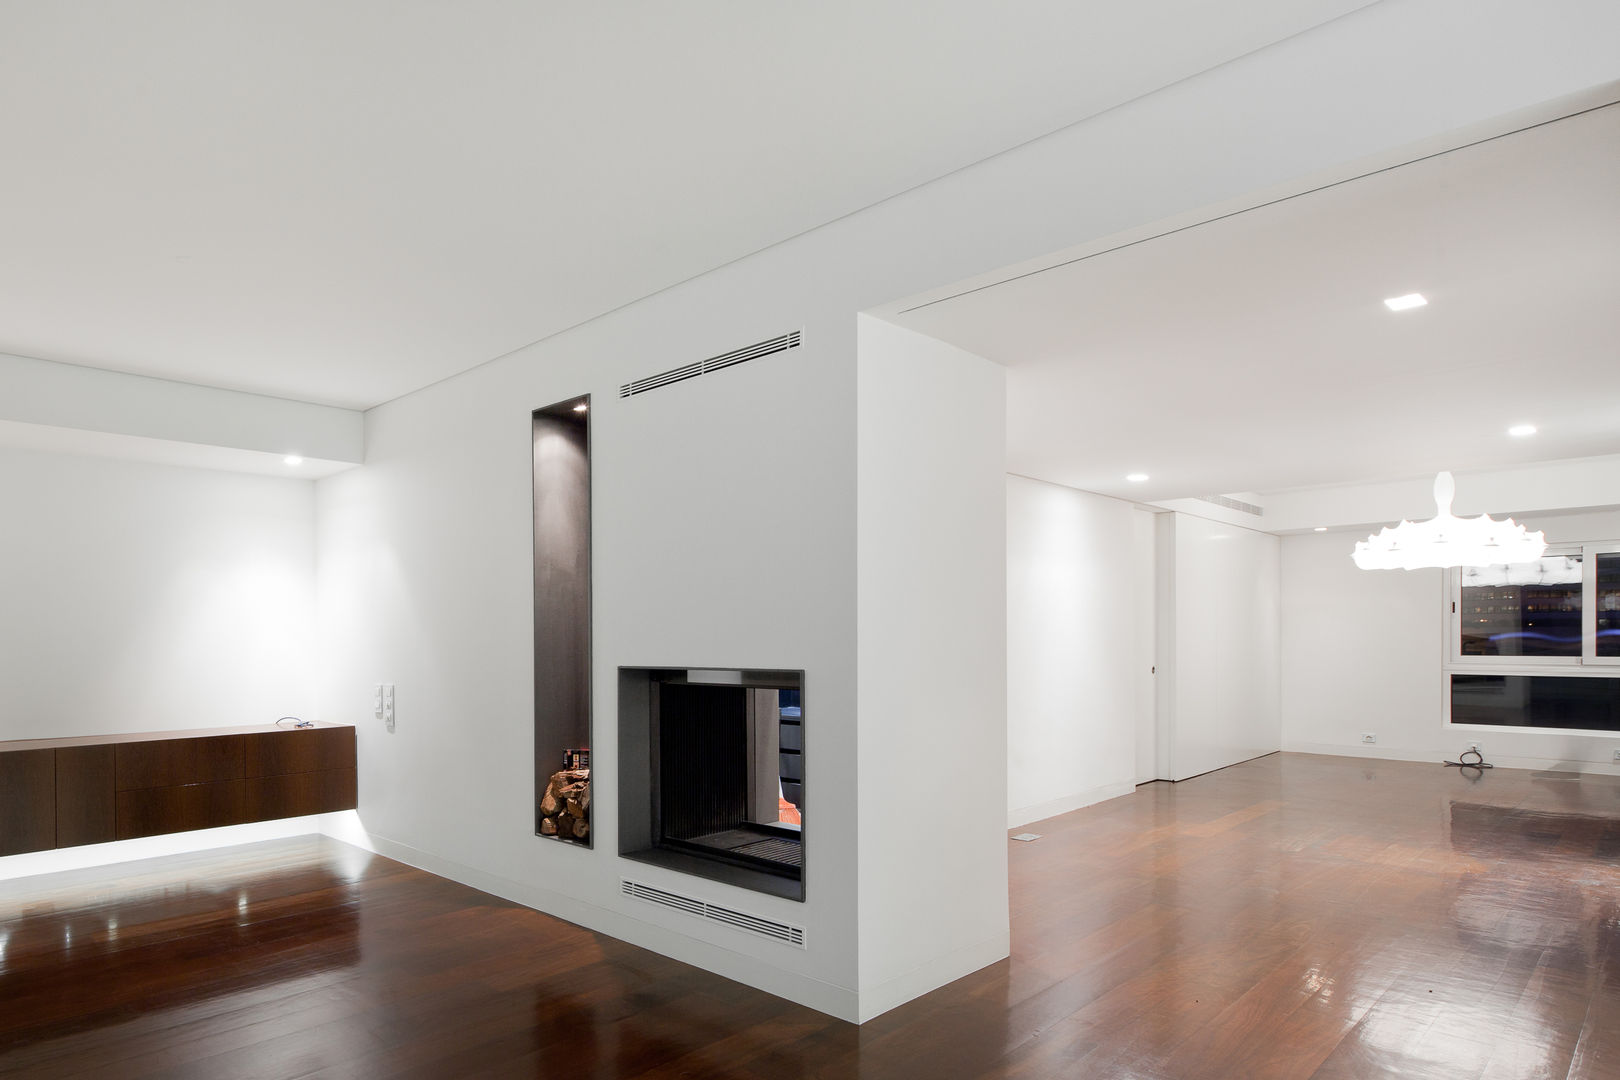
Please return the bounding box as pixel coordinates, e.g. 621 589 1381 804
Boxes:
4 759 1620 1078
0 839 366 1056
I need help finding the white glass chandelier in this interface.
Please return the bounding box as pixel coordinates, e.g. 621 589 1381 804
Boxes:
1352 471 1546 570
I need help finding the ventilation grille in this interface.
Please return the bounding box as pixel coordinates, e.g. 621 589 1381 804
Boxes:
621 879 806 948
619 330 802 398
1196 494 1263 517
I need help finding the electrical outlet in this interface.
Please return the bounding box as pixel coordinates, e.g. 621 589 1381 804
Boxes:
1613 748 1620 761
1361 732 1377 745
383 684 396 733
1467 742 1482 755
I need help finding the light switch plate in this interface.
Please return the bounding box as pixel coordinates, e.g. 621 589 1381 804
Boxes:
383 684 396 733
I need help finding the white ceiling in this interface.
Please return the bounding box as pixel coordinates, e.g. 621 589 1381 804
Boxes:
891 102 1620 503
0 0 1372 410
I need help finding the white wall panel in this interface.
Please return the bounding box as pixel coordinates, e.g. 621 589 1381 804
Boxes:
1006 475 1143 826
1162 513 1281 780
856 317 1008 1021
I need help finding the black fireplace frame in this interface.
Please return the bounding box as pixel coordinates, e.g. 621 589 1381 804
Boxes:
618 666 805 901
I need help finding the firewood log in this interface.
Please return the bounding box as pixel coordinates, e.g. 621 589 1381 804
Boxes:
539 816 557 836
572 817 590 840
541 771 569 816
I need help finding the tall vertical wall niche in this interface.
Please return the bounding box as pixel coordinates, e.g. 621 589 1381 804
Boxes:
533 395 593 847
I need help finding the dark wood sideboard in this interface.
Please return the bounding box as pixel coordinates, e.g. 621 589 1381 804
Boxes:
0 723 357 856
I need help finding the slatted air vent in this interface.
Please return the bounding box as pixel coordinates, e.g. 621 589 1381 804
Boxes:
621 879 806 948
619 330 802 398
1196 494 1264 517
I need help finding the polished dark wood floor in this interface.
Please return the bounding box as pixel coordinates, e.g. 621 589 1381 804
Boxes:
3 753 1618 1078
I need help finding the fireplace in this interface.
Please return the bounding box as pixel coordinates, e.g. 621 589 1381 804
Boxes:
618 668 804 900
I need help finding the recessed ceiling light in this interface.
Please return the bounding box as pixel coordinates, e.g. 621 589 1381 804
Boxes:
1126 473 1149 483
1383 293 1427 312
1314 527 1328 532
1508 423 1536 437
283 455 303 466
572 403 588 413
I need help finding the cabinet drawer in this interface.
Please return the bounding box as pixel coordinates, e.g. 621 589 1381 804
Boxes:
116 780 246 839
116 736 245 790
244 769 357 820
245 727 356 778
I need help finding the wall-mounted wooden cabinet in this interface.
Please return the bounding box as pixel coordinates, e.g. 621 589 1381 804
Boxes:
0 723 356 856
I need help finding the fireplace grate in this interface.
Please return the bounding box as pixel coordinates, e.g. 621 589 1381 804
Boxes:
622 879 806 948
681 829 802 870
730 837 802 867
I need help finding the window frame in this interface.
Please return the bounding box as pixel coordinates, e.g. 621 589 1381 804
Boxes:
1444 540 1620 737
1446 543 1590 671
1583 543 1620 667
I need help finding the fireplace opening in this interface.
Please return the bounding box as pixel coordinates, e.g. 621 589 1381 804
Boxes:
619 668 804 901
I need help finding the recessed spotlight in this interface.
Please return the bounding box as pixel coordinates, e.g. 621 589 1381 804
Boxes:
1314 527 1328 532
1126 473 1149 483
1507 423 1536 438
283 455 304 466
572 403 588 413
1383 293 1427 312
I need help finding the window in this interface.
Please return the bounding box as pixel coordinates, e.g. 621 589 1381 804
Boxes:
1598 551 1620 659
1457 554 1582 659
1447 543 1620 733
1450 544 1620 667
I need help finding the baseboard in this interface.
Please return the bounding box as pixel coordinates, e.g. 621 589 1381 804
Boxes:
1008 780 1136 829
855 930 1010 1024
1282 741 1620 775
347 830 862 1023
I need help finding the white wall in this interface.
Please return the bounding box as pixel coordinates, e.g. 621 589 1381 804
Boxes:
1281 505 1620 770
317 291 864 1019
0 446 316 741
1006 475 1145 827
0 350 363 470
1160 512 1281 780
855 317 1008 1021
311 1 1620 1022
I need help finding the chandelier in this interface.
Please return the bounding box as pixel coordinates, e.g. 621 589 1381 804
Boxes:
1352 471 1546 570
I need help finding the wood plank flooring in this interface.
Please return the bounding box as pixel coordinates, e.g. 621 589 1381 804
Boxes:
2 752 1618 1078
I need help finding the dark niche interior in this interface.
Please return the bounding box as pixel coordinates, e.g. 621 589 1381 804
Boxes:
619 668 804 900
532 395 592 847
